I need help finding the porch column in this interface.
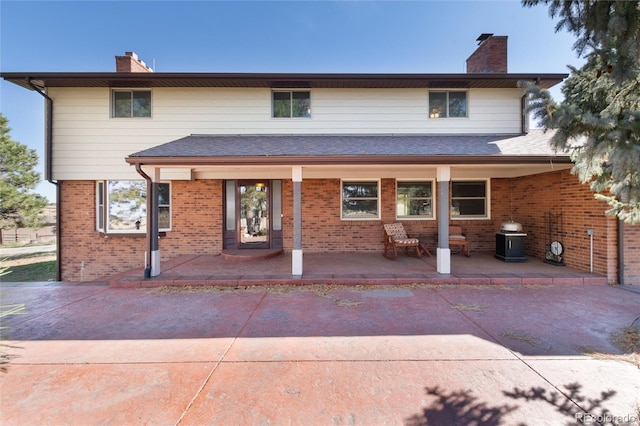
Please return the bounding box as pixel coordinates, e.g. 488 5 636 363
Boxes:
292 166 303 276
437 166 451 274
149 167 161 277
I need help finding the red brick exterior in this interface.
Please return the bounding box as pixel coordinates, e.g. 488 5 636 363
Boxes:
466 36 508 73
623 222 640 284
59 172 638 284
506 169 619 283
59 180 223 281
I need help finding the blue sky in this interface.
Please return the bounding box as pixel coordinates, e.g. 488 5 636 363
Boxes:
0 0 583 202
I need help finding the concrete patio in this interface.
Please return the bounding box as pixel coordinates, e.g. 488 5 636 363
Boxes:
105 251 608 288
1 281 638 425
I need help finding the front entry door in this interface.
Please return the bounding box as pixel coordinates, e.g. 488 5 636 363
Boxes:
239 181 269 248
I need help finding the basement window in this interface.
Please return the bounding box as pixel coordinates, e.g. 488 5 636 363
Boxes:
112 90 152 118
96 180 171 233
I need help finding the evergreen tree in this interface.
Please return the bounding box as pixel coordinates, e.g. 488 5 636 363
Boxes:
0 113 48 229
522 0 640 224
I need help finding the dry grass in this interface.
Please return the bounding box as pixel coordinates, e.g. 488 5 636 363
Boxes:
451 303 487 313
501 330 538 346
146 284 367 307
145 282 515 296
610 325 640 354
578 324 639 368
586 352 640 368
334 298 363 307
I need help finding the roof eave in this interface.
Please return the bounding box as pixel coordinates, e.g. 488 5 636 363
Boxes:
1 72 568 90
125 154 572 167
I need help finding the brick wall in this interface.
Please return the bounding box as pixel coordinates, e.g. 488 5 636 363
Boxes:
60 174 637 283
623 222 640 285
287 178 436 253
508 169 620 283
59 180 223 281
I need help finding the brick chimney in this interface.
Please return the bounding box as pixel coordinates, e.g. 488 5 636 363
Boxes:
466 34 508 73
115 51 153 72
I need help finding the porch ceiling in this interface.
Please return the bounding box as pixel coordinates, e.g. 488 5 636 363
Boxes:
127 131 573 177
186 163 572 179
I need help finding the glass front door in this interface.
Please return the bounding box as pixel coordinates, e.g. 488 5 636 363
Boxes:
239 181 269 248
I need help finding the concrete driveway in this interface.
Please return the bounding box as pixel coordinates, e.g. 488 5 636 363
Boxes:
1 282 638 425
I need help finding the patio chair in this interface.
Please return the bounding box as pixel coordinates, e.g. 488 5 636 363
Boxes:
449 225 470 257
383 223 423 260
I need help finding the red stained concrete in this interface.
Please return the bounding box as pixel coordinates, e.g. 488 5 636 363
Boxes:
1 282 638 425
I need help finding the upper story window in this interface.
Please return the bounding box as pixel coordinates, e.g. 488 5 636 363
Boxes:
341 180 379 220
112 90 152 118
272 91 311 118
396 181 434 219
429 91 467 118
451 180 489 219
97 180 170 233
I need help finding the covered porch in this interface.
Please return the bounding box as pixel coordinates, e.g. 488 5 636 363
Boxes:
126 132 575 281
105 251 606 288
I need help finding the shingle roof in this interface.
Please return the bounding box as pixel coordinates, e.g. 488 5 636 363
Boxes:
127 130 568 166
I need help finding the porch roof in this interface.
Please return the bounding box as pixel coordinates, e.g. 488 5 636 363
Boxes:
125 130 572 167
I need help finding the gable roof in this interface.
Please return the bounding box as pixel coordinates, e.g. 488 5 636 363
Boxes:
126 130 571 167
1 72 566 90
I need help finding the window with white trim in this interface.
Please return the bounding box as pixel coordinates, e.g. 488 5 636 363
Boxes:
429 91 467 118
112 90 152 118
96 180 170 233
451 180 489 219
396 180 434 219
272 90 311 118
341 180 379 220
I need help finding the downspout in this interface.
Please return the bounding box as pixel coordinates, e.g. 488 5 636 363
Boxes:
134 163 153 278
26 78 61 281
521 94 528 134
618 219 625 285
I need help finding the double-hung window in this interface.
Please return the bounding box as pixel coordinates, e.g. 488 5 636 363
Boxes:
96 180 171 233
396 181 434 219
112 90 152 118
451 180 489 219
341 180 379 220
272 90 311 118
429 91 467 118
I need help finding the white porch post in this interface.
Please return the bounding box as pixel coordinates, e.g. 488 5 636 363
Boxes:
149 167 161 277
437 166 451 274
292 166 303 276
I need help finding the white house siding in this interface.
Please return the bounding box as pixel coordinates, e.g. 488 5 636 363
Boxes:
49 87 524 180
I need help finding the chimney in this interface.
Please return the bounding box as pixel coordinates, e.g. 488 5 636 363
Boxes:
466 34 508 73
115 51 153 72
